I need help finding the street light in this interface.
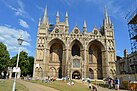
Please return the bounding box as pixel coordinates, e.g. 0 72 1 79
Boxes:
12 37 24 91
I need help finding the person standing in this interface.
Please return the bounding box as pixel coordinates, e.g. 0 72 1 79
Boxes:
115 77 120 90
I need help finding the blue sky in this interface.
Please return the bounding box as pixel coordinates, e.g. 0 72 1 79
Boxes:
0 0 136 58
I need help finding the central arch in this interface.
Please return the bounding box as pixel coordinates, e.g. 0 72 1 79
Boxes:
72 71 81 79
48 38 66 78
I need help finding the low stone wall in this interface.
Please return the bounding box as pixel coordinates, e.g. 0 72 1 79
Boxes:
117 74 137 89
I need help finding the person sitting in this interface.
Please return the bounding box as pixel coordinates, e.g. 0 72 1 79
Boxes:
92 85 97 91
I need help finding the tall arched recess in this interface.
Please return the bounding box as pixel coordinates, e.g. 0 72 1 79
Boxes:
48 38 66 78
87 40 105 79
69 39 84 57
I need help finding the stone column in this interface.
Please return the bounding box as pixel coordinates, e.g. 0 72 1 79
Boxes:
84 40 87 79
102 49 109 78
66 37 69 77
105 48 110 78
43 38 46 79
45 49 50 77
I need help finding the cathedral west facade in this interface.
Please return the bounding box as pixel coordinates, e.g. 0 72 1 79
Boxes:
33 7 116 80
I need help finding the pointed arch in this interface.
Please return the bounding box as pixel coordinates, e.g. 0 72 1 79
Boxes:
87 40 104 79
69 39 84 56
72 70 81 79
87 39 105 50
47 38 66 50
89 68 94 79
49 67 56 77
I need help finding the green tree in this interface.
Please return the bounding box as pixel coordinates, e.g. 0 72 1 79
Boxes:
10 51 34 77
28 56 34 77
0 42 10 73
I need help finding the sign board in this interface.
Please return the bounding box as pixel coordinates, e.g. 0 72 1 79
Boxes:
36 64 39 67
13 67 20 72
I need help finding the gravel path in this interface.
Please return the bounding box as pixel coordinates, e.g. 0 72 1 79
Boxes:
17 80 59 91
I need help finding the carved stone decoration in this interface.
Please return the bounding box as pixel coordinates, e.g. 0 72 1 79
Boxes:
55 29 59 33
74 29 78 34
94 30 98 35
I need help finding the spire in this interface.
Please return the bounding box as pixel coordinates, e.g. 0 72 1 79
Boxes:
57 11 59 17
38 18 41 27
75 24 78 27
44 5 47 16
83 20 87 34
94 25 97 28
66 11 68 17
83 20 87 28
42 5 48 25
104 6 109 25
65 11 69 26
56 11 59 24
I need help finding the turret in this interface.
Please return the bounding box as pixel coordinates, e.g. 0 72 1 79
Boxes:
56 11 59 24
124 49 128 58
65 11 69 34
83 20 87 34
65 11 69 27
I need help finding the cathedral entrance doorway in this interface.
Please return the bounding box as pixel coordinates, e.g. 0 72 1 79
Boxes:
49 40 64 78
89 68 94 79
72 71 81 79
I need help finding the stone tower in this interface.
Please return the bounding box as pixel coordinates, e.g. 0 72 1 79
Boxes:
33 6 116 80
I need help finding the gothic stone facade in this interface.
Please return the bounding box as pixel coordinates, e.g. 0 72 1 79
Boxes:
33 8 116 80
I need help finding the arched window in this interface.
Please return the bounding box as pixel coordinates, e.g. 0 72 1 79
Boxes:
72 44 80 56
89 47 93 63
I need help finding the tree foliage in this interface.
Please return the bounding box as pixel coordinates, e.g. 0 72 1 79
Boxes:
0 42 10 73
10 51 34 76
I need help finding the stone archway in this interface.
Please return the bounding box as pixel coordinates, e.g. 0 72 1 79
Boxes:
69 39 84 57
47 38 66 78
49 67 56 77
72 71 81 79
89 68 94 79
87 40 105 79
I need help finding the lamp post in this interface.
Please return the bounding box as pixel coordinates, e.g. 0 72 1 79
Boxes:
12 37 24 91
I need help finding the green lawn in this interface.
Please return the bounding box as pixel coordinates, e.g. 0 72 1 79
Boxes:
30 80 90 91
0 79 29 91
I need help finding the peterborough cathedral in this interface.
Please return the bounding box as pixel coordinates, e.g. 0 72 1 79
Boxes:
33 7 116 80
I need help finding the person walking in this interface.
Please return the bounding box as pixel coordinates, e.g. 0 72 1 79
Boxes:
115 77 120 90
87 79 91 89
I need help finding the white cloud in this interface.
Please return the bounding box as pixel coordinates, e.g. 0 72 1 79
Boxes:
116 50 121 53
0 25 31 55
35 4 44 11
60 0 72 6
19 19 29 28
4 0 34 22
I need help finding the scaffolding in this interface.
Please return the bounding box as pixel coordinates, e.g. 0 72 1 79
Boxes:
126 7 137 52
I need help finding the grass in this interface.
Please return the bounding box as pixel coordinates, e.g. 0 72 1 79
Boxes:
29 80 90 91
0 79 29 91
